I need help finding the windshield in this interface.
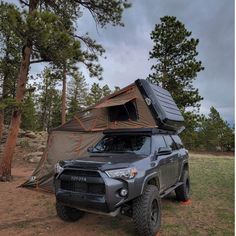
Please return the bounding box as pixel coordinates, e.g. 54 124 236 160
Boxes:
92 135 151 155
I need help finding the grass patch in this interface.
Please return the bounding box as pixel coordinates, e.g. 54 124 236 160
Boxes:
159 156 234 236
98 156 234 235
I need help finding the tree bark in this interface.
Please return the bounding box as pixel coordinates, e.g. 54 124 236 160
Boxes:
61 64 67 125
0 46 31 180
0 0 38 181
0 110 4 141
42 76 49 130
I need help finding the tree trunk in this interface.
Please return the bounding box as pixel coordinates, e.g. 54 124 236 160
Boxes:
0 46 31 180
42 77 49 130
0 110 4 141
0 0 37 181
61 64 67 125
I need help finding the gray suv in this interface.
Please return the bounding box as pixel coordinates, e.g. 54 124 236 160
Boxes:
54 128 190 236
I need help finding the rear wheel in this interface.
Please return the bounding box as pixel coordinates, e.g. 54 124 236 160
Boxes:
133 185 161 236
56 201 84 222
175 169 190 201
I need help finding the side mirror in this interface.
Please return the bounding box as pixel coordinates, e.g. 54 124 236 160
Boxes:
156 147 172 156
87 146 93 153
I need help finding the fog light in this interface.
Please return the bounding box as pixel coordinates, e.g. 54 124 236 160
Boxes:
120 188 128 197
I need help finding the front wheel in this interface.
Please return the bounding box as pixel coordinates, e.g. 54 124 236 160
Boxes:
133 185 161 236
56 201 84 222
175 169 190 201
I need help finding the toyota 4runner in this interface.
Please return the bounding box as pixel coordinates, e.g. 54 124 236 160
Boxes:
54 128 190 236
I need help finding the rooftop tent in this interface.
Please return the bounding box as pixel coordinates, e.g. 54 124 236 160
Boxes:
56 82 157 132
22 79 184 192
135 79 185 132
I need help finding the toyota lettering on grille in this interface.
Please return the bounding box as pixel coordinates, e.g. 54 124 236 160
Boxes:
70 176 87 182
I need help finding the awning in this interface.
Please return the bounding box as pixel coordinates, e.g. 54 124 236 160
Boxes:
95 96 136 108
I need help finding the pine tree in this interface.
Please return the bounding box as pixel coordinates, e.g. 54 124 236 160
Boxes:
21 92 38 131
86 83 116 106
67 71 88 119
199 107 234 151
148 16 204 111
102 85 112 97
50 91 62 129
36 68 60 130
86 83 103 106
180 112 201 150
148 16 205 148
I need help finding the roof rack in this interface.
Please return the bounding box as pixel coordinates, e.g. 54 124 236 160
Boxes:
103 128 176 135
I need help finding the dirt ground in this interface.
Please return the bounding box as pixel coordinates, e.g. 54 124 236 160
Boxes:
0 151 234 236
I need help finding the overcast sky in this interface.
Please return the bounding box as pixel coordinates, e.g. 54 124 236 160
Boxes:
75 0 235 123
11 0 235 123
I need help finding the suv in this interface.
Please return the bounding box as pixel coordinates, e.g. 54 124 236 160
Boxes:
54 128 190 236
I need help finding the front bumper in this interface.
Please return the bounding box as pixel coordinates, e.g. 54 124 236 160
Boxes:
56 190 108 212
55 168 134 213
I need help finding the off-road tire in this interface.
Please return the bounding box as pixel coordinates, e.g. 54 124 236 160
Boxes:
133 185 161 236
56 201 84 222
175 169 190 201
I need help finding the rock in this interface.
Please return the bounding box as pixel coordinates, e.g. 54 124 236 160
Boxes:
24 131 37 139
25 151 43 158
27 139 38 146
18 129 26 137
2 128 8 136
25 151 43 163
16 138 29 147
29 156 42 163
37 145 46 152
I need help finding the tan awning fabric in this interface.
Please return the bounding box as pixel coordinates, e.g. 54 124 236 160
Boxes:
95 96 136 108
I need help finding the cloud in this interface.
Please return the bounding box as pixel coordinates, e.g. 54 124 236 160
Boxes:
83 0 235 122
8 0 235 122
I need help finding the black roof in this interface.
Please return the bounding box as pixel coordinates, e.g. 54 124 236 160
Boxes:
135 79 185 132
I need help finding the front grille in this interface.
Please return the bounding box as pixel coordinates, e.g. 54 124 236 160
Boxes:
61 181 105 194
62 169 100 177
60 169 105 195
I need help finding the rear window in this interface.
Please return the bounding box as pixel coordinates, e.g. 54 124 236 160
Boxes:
153 135 167 150
163 135 177 150
171 135 184 149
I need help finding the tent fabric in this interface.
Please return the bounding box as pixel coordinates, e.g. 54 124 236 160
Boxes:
95 96 136 108
22 131 103 192
56 84 157 132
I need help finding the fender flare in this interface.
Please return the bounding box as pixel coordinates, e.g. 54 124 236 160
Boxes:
178 160 189 181
140 172 160 194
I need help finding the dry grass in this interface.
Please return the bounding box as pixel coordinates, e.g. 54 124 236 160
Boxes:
0 154 234 236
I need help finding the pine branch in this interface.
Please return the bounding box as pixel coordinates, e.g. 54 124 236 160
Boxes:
30 59 49 64
19 0 29 6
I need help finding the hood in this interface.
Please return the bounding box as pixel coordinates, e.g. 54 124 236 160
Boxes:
63 153 146 171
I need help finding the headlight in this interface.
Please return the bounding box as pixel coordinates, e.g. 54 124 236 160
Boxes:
105 167 137 180
54 162 64 174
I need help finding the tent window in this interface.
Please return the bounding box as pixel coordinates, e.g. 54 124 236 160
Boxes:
108 100 138 121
